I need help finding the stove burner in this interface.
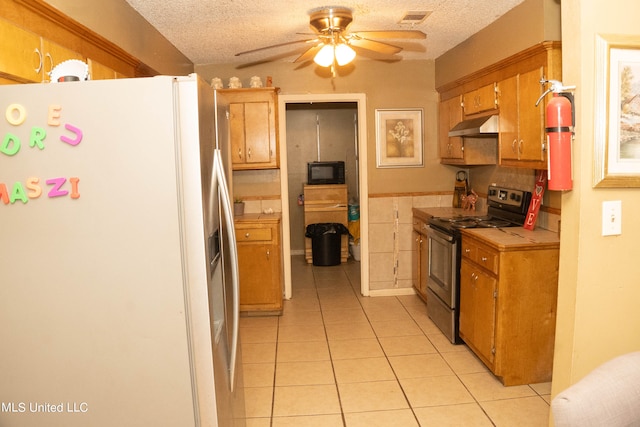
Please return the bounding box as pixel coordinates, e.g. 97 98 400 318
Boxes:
450 219 481 229
431 215 517 230
476 219 513 228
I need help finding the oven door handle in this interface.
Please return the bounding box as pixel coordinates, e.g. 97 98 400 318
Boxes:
427 225 455 243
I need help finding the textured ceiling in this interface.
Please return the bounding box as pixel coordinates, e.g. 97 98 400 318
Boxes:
124 0 525 65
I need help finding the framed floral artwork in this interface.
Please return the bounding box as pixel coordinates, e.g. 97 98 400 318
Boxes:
375 108 424 168
594 34 640 187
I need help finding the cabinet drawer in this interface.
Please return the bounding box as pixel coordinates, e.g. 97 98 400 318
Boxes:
237 227 272 242
461 238 499 275
413 218 429 234
303 184 347 204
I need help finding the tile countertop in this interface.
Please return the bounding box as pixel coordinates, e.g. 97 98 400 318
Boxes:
412 207 559 250
412 207 488 222
234 212 281 223
461 227 560 251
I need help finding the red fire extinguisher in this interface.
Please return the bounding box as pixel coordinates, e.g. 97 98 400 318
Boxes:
536 80 575 191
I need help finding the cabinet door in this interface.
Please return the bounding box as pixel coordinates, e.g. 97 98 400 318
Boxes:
412 230 421 291
460 259 497 365
499 69 546 165
0 19 42 82
463 83 497 116
517 68 545 163
418 232 429 296
459 260 476 341
238 243 279 306
498 75 520 162
412 229 428 298
229 100 276 169
88 58 117 80
244 102 272 164
229 102 247 164
439 96 464 160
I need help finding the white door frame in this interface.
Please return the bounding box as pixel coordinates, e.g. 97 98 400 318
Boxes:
278 93 369 299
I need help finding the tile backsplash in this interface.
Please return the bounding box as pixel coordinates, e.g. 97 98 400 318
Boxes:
368 191 559 294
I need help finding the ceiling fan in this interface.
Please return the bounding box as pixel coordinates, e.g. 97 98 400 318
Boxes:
235 6 426 74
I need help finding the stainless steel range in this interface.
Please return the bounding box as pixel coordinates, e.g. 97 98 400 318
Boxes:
425 186 532 343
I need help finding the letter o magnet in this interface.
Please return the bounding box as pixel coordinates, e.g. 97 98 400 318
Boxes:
6 104 26 126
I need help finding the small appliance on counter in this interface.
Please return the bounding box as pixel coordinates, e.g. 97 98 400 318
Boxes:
452 171 468 208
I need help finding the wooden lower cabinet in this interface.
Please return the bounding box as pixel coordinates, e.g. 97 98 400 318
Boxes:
235 215 282 315
412 216 429 302
459 231 559 386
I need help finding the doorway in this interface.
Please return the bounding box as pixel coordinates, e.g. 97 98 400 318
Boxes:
278 93 369 300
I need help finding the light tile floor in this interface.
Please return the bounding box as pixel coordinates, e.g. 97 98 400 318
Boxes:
240 256 552 427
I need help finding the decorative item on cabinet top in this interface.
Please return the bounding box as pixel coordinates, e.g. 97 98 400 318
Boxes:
48 59 89 82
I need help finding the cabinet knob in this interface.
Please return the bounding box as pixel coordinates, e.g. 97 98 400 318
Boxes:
464 248 471 254
266 249 270 260
247 147 252 158
238 148 243 159
245 232 250 238
481 256 488 262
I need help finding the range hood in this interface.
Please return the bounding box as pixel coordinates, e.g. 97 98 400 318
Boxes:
448 114 499 137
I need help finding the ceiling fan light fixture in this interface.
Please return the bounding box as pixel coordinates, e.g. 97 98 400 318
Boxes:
335 43 355 66
314 44 335 67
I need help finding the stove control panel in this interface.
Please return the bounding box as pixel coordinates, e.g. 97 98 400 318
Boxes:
487 187 531 210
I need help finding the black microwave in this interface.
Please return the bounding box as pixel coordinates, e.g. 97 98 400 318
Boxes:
307 161 345 185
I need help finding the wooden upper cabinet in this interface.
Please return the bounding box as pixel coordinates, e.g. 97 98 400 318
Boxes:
463 83 498 116
220 88 279 171
0 18 85 83
438 95 464 161
0 18 45 83
498 67 546 167
1 0 143 84
439 94 497 166
436 42 561 169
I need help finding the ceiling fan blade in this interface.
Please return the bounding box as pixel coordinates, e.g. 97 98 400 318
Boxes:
351 30 426 39
348 37 403 55
294 45 322 63
235 38 318 56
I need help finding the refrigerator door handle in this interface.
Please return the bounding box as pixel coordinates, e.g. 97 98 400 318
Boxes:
213 148 240 392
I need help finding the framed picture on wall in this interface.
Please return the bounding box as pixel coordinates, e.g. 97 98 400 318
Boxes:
594 34 640 187
375 108 424 168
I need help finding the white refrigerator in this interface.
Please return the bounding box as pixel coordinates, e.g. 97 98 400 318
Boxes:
0 75 245 426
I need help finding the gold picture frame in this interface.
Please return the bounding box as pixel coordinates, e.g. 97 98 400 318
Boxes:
594 34 640 187
375 109 424 168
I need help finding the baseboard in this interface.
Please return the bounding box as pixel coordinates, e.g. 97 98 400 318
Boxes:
368 288 417 297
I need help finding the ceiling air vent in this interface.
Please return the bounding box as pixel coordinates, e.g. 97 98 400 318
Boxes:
399 11 431 25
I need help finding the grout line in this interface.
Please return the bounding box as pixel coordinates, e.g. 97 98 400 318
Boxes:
270 257 550 426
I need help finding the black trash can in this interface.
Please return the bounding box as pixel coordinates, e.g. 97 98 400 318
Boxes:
305 223 349 266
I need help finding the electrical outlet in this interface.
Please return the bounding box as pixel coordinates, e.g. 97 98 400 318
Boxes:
602 200 622 236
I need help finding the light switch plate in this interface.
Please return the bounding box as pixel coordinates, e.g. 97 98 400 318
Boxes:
602 200 622 236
